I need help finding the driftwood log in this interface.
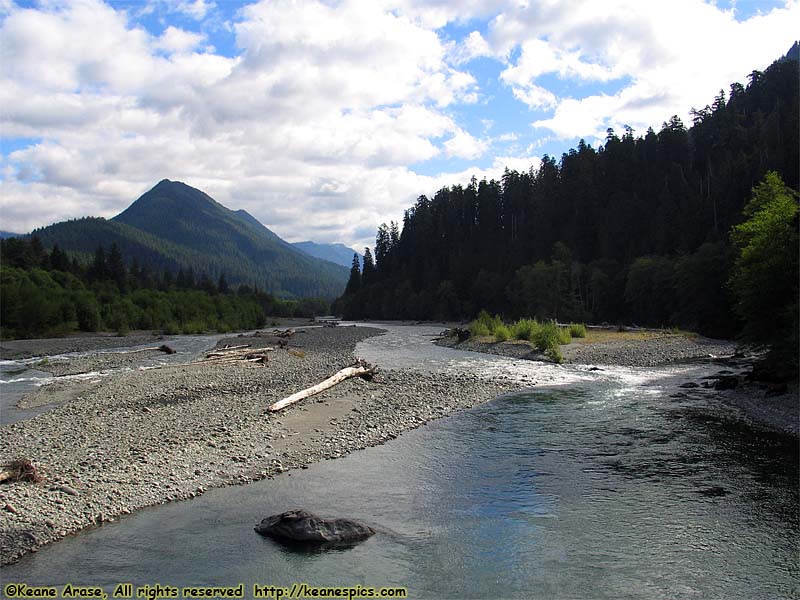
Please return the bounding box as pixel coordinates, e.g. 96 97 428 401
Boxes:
121 344 176 355
268 361 377 413
201 347 273 365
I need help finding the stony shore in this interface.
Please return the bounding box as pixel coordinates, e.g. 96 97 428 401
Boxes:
435 330 738 367
0 331 167 361
435 330 798 436
0 326 517 565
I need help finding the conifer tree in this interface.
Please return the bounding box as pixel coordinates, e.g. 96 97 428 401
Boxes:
344 254 361 295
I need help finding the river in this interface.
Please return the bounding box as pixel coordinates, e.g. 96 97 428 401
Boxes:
1 324 797 598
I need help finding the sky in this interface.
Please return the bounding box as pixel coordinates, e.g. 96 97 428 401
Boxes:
1 0 797 251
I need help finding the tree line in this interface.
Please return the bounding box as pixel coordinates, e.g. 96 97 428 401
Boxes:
335 52 798 370
0 238 330 339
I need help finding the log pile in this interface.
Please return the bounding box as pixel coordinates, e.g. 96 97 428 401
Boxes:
198 344 273 365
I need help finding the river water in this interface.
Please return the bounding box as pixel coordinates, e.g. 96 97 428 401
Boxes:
0 333 234 425
2 325 798 598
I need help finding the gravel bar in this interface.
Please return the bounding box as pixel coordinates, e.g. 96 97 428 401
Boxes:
436 333 737 367
0 326 517 565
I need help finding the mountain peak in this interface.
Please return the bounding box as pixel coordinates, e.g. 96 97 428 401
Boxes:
34 180 347 298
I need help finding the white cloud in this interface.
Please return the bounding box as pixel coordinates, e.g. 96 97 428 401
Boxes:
443 128 487 159
0 0 483 250
155 26 206 54
451 30 492 63
1 0 798 252
510 83 557 110
173 0 215 20
489 0 800 138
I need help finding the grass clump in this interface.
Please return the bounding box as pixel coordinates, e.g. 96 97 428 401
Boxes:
568 323 587 338
533 320 563 351
470 310 503 337
469 320 491 337
545 345 564 364
473 312 574 363
511 318 540 341
494 324 511 342
530 319 571 363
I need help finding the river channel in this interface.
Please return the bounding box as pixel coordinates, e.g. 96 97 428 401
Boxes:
1 324 797 598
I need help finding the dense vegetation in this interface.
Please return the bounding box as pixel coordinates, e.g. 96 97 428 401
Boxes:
467 310 585 363
29 179 349 299
729 172 798 375
336 50 798 367
0 237 330 339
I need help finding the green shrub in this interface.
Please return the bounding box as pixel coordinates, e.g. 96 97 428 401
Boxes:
568 323 587 338
494 324 511 342
475 310 503 333
511 318 540 341
163 321 181 335
469 320 491 337
470 309 503 338
557 326 572 345
533 320 561 352
545 345 564 363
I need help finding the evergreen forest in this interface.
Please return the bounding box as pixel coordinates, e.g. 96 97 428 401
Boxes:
336 51 798 367
0 238 329 339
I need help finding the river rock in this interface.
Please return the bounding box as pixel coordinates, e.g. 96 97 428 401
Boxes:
713 376 739 390
254 509 375 543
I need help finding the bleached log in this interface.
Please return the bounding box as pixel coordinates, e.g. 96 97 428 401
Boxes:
204 347 271 359
215 344 251 352
268 363 377 412
119 344 175 355
201 353 272 365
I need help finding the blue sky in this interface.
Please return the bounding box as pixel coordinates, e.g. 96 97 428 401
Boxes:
1 0 797 249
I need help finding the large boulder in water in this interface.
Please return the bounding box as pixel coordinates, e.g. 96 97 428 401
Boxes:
255 509 375 544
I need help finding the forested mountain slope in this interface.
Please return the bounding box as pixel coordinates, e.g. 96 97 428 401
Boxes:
31 179 349 298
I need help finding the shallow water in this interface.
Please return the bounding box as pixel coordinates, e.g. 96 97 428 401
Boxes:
0 332 234 425
2 325 797 598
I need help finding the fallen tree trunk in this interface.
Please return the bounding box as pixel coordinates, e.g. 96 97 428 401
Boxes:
204 347 260 359
201 350 272 365
212 344 251 352
120 344 176 355
268 362 377 412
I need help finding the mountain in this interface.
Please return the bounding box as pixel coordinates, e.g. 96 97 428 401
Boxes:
0 231 22 239
31 180 349 298
292 241 363 268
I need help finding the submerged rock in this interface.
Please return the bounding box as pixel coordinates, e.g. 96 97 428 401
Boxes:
713 376 739 390
254 509 375 544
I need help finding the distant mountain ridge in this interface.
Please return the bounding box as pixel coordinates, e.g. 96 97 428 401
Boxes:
31 179 349 298
292 241 363 268
0 231 21 239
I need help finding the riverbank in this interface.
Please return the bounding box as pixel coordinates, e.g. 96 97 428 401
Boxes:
0 319 314 360
0 326 517 565
0 331 167 361
436 329 798 436
435 329 738 367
